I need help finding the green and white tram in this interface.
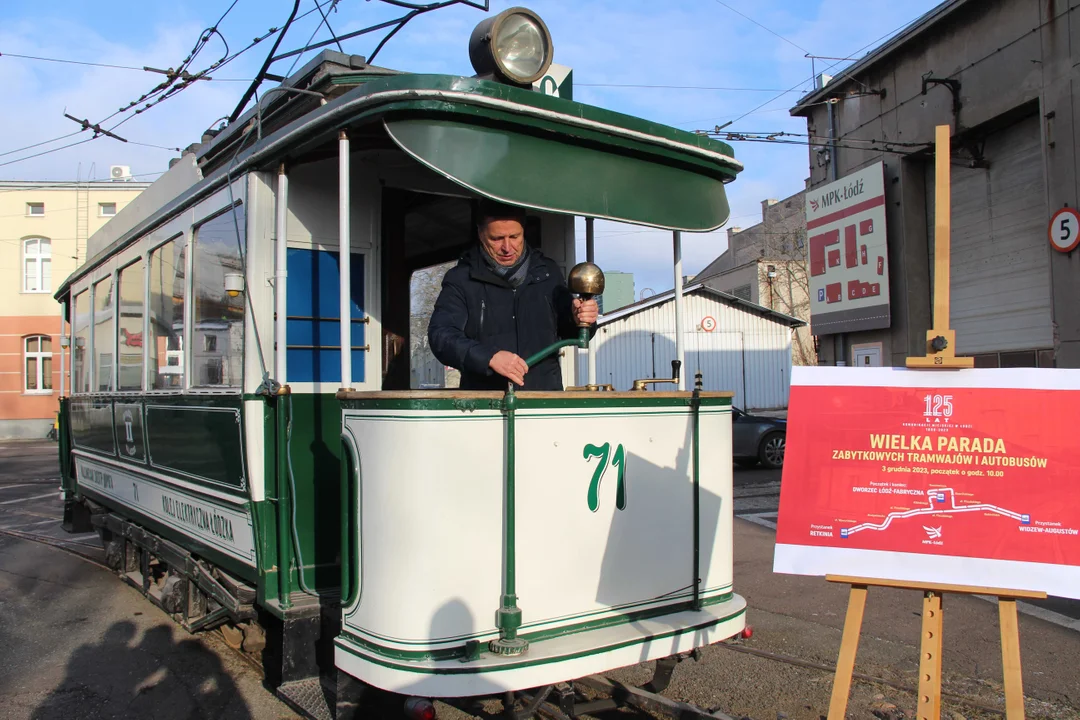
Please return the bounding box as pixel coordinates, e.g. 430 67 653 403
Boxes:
55 6 746 716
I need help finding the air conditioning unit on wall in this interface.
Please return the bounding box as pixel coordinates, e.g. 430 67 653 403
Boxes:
110 165 132 181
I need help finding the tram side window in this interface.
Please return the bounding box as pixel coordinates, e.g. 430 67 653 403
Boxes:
72 290 90 393
117 260 145 391
148 237 186 389
94 276 114 392
192 205 245 388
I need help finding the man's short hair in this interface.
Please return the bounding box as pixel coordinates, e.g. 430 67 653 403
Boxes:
477 199 527 228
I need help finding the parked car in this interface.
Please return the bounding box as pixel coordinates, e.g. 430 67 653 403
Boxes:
732 407 786 469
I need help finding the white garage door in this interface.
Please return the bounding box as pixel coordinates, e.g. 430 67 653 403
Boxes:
925 113 1051 356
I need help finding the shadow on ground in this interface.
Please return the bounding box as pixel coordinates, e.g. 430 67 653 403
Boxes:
29 620 255 720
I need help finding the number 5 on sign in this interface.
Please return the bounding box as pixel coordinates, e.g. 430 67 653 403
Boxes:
1049 207 1080 253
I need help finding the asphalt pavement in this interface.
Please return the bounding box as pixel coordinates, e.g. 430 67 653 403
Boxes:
0 441 300 720
1 441 1077 720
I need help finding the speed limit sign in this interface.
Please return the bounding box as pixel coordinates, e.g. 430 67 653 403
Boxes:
701 316 716 332
1049 207 1080 253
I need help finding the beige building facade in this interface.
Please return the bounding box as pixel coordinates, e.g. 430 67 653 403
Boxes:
697 189 816 365
0 179 150 438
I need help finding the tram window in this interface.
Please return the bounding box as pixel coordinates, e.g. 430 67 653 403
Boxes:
72 290 90 393
410 261 458 389
192 206 245 388
117 260 145 391
93 276 114 392
148 237 186 390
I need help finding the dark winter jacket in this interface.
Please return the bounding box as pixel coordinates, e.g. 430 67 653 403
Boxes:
428 245 591 390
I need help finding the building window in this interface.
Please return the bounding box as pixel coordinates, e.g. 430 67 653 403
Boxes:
99 202 117 217
24 335 53 392
23 237 51 293
26 202 44 217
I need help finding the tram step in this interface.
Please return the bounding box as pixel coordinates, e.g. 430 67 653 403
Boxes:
277 676 335 720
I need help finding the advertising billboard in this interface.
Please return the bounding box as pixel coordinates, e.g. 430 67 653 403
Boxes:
774 366 1080 599
806 162 890 335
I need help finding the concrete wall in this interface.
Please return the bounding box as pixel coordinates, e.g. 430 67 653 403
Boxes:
795 0 1079 368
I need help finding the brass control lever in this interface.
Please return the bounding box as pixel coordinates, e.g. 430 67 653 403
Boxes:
631 360 682 391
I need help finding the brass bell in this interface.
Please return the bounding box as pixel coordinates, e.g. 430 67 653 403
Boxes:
568 262 605 299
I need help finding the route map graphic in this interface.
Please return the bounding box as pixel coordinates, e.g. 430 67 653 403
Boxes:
773 367 1080 600
839 488 1031 538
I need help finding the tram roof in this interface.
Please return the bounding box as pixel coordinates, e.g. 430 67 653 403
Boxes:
58 64 743 297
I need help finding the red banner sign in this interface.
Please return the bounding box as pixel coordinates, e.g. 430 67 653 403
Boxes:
774 367 1080 599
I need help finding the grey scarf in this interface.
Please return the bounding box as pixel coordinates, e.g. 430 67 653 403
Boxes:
481 243 532 288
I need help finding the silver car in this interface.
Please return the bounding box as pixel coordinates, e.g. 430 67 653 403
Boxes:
732 407 786 469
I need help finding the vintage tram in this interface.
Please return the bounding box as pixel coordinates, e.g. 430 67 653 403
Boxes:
54 5 746 717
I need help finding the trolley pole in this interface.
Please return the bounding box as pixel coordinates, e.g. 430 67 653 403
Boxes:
338 130 352 390
672 231 686 390
586 217 597 387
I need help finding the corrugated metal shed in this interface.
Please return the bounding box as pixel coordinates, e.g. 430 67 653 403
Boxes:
578 284 805 410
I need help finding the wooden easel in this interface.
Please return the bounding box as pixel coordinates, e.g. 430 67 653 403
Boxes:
826 125 1048 720
905 124 974 370
825 575 1046 720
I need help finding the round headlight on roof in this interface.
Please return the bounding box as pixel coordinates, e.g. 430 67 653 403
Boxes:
469 7 553 86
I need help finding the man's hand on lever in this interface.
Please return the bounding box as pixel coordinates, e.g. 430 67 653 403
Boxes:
490 350 529 386
572 298 599 326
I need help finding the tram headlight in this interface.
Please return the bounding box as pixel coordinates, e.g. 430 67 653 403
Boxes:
469 7 553 86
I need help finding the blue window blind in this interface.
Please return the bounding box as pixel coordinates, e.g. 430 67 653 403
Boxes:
286 248 366 383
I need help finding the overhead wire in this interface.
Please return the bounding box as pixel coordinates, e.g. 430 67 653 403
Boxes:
720 13 931 131
0 2 242 169
0 138 96 169
0 53 146 71
709 0 812 55
577 83 796 92
285 1 338 78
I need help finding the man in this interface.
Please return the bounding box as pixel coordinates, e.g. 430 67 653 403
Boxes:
428 201 598 390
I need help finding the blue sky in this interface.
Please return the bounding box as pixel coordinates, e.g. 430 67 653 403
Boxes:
0 0 940 296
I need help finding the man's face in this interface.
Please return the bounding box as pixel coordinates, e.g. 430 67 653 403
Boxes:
479 219 525 267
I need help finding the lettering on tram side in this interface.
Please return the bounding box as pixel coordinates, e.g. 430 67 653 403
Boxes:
583 442 627 512
78 463 114 490
74 457 256 564
161 495 236 543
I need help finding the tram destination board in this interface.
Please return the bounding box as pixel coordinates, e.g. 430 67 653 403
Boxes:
773 366 1080 599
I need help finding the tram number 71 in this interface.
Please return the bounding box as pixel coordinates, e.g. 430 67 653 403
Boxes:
583 443 627 512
